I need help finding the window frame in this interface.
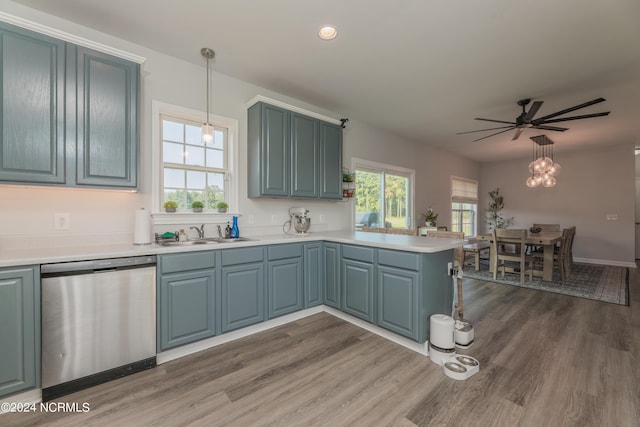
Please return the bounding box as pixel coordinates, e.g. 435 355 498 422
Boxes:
151 100 238 225
351 158 415 230
450 176 478 237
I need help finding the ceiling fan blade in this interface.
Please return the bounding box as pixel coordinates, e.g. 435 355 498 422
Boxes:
533 97 606 122
472 127 515 142
535 112 610 125
474 118 516 125
531 125 568 132
456 125 515 135
511 128 525 140
523 101 543 121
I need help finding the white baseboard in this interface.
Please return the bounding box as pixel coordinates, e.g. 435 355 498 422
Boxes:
573 257 637 268
157 305 430 365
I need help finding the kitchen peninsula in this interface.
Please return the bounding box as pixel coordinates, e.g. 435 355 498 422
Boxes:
0 231 463 400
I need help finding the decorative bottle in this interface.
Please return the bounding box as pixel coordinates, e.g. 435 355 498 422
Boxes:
231 216 239 238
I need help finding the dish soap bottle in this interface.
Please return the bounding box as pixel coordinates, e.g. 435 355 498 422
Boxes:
231 216 239 238
225 222 231 239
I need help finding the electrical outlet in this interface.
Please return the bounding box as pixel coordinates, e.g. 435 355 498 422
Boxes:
54 213 70 230
606 214 618 221
248 215 255 225
319 214 326 223
447 262 453 276
271 214 278 225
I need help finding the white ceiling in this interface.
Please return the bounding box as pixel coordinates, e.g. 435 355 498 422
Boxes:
14 0 640 162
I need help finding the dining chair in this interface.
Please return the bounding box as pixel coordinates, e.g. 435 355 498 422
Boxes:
386 228 418 236
530 226 574 281
533 223 561 232
492 228 533 285
362 227 387 234
426 230 465 319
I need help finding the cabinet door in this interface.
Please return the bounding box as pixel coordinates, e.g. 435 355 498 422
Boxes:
342 259 375 322
323 243 341 308
74 46 139 188
303 243 323 307
377 266 419 340
221 262 265 333
158 269 216 351
0 266 39 397
0 23 65 184
290 112 318 197
268 257 303 318
318 121 343 199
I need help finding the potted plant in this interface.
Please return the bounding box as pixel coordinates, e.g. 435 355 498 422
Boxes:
163 200 178 213
486 188 514 230
215 201 228 213
191 201 204 213
422 207 438 226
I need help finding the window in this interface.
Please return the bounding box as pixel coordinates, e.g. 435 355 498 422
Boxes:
161 115 228 209
152 101 238 216
451 177 478 237
353 159 414 229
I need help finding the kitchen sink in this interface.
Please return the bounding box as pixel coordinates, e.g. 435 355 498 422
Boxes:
158 237 253 247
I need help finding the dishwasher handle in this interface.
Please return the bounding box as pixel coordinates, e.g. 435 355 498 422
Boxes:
41 255 157 275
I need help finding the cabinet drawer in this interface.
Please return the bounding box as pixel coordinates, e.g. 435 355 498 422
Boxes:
222 247 264 266
377 249 420 271
268 243 302 260
159 251 215 274
342 244 375 263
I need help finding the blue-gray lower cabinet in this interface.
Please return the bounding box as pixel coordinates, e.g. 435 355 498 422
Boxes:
0 266 40 398
267 244 303 318
323 242 341 308
377 266 419 340
303 242 323 307
341 258 375 323
221 247 265 333
157 252 216 352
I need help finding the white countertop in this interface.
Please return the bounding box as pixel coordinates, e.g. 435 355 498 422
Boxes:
0 231 465 268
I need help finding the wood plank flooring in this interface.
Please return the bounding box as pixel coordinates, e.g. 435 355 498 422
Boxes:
4 267 639 426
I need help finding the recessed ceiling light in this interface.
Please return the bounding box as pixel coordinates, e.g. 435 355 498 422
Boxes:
318 25 337 40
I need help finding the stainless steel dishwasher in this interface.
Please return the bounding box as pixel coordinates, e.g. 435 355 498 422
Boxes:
41 255 157 401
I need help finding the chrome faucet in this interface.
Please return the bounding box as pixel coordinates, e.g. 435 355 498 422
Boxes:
190 224 205 239
217 225 224 239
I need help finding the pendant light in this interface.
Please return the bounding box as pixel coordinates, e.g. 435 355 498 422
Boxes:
201 48 215 144
526 135 561 188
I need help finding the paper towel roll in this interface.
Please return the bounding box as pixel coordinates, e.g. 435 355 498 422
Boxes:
133 208 151 245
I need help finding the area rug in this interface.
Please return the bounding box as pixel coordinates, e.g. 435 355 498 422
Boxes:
463 261 629 306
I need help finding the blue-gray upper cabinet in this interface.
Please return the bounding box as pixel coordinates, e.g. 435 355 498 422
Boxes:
248 102 289 197
73 46 139 188
157 251 216 352
267 243 303 319
0 22 139 189
303 242 323 307
323 242 341 309
0 265 40 398
221 247 266 333
341 245 375 323
248 101 342 200
318 121 343 199
0 22 65 184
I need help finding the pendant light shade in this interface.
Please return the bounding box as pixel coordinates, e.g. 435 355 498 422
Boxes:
526 135 561 188
201 48 215 144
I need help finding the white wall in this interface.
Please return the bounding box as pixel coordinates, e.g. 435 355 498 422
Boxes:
479 142 635 265
0 1 479 248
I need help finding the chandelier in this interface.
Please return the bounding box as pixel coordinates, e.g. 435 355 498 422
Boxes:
526 135 561 188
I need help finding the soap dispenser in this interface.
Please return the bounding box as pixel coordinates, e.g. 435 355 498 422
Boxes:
231 216 239 238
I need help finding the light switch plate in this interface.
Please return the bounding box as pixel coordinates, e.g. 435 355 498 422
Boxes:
606 214 618 221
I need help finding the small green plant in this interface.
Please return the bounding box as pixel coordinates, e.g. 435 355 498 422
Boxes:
215 201 228 209
422 207 438 226
163 201 178 212
191 201 204 209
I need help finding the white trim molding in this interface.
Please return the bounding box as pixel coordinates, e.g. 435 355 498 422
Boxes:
245 95 342 126
0 12 146 64
573 257 637 269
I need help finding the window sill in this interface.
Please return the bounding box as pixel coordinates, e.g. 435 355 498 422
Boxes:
152 211 240 226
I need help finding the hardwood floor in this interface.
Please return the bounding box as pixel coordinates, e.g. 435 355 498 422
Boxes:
4 268 639 426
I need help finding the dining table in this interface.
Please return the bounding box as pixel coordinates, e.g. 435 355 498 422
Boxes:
476 230 563 282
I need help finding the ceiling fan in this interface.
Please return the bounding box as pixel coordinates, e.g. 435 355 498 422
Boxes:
457 98 610 142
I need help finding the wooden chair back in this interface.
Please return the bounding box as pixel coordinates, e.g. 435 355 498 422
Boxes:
533 223 560 232
492 228 530 285
426 231 464 267
386 228 418 236
361 227 387 234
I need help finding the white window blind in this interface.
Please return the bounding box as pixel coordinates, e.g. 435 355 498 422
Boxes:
451 177 478 203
